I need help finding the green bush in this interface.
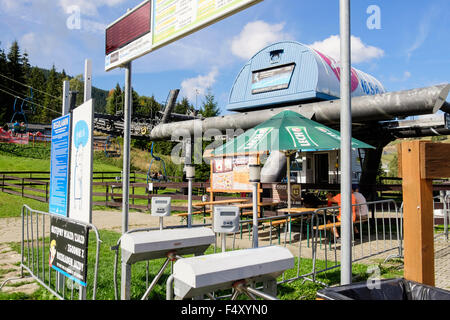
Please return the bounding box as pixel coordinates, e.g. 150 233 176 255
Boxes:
0 143 51 160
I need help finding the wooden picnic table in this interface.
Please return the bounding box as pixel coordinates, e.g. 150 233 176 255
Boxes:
236 202 280 218
277 207 319 214
193 199 249 207
275 207 320 245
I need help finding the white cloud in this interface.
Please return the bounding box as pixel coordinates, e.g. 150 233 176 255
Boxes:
389 71 412 82
0 0 30 12
230 20 293 60
181 67 219 103
58 0 126 16
406 6 439 60
309 35 384 64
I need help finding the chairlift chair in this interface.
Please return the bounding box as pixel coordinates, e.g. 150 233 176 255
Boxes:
104 135 121 158
146 142 168 192
10 88 34 134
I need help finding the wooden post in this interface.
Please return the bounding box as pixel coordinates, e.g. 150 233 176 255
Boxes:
401 140 450 286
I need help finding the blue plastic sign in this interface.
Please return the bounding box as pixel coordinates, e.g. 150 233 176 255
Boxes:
74 120 89 148
49 114 71 217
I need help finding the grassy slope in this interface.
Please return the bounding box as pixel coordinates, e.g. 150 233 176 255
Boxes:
0 151 124 218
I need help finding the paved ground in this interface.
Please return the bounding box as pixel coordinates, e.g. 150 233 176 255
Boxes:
1 210 449 297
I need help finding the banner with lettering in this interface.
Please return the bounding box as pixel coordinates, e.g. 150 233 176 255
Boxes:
49 217 89 287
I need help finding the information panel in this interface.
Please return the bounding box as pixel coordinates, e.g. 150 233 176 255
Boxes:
105 1 152 55
49 114 71 217
105 0 153 71
211 155 257 192
153 0 263 49
252 63 295 94
105 0 263 71
49 217 89 287
69 100 94 224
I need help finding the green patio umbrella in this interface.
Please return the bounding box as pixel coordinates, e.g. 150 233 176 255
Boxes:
213 110 374 209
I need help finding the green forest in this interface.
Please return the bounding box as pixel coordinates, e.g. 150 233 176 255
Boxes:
0 40 220 127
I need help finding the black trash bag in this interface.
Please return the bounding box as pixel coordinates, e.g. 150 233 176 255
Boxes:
317 278 450 300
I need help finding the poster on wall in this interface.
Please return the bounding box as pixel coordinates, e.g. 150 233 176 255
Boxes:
211 155 257 191
49 217 89 287
69 100 94 224
272 183 302 206
49 114 71 217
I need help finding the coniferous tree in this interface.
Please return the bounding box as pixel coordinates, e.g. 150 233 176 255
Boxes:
0 44 8 124
42 65 62 123
174 97 194 115
200 89 220 118
27 67 47 123
106 83 123 115
5 41 27 123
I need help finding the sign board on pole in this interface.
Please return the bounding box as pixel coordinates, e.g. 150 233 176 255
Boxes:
49 217 89 287
49 114 71 217
105 0 263 71
152 0 263 49
105 0 153 71
69 100 94 224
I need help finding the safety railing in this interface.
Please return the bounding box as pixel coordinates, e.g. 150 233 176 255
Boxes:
3 205 103 300
226 199 403 289
6 200 405 300
433 193 449 241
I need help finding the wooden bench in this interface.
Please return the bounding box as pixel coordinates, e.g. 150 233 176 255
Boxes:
313 218 368 231
261 217 300 244
313 218 368 249
313 221 342 231
174 209 212 224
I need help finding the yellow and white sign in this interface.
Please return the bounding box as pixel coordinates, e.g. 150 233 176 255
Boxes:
105 0 263 71
152 0 263 49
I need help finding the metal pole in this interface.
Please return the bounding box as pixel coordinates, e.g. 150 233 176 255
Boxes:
252 182 259 248
185 140 193 228
287 154 291 210
141 258 170 300
84 59 92 102
188 178 193 228
221 233 226 252
122 62 132 234
62 81 70 116
340 0 353 285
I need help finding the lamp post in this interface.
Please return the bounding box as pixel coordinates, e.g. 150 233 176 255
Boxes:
340 0 353 285
185 164 195 228
249 164 261 248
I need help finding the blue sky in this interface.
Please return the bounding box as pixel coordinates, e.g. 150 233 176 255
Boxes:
1 0 449 114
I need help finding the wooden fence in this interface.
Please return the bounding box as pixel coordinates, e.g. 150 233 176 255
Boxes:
1 171 448 213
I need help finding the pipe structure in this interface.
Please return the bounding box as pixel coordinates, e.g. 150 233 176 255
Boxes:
161 89 180 124
148 84 450 141
440 102 450 114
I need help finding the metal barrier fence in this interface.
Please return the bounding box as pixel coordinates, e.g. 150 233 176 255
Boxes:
224 199 403 288
3 200 404 300
6 205 102 300
433 193 449 241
